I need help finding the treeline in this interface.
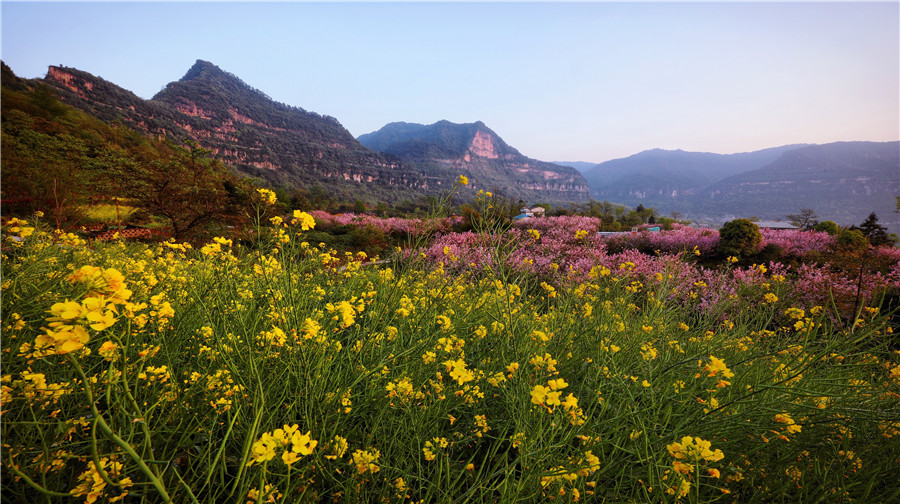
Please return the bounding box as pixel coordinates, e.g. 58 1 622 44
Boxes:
786 207 896 247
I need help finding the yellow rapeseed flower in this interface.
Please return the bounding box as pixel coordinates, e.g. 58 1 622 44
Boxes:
291 210 316 230
530 384 548 405
774 413 802 434
256 188 277 205
351 449 380 474
666 436 724 464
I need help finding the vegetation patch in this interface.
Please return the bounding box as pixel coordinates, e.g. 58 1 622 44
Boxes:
2 194 899 503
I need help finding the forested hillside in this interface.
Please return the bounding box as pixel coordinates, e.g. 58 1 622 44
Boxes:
38 60 429 204
1 61 254 240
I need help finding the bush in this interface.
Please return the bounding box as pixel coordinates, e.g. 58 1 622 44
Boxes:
718 219 762 258
837 228 868 251
813 220 841 236
349 225 389 256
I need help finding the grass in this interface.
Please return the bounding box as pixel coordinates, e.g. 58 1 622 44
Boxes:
80 201 138 223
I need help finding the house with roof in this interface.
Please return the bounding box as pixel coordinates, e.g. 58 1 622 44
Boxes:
755 220 797 230
515 206 546 220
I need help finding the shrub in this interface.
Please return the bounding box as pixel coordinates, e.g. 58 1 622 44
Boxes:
837 228 868 251
813 220 841 236
718 219 762 258
753 243 787 264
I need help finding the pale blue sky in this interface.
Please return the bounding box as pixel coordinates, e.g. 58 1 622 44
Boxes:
2 2 898 163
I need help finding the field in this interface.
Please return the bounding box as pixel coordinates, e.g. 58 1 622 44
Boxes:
2 198 900 503
80 203 138 224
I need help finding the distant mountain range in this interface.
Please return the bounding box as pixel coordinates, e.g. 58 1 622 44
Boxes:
5 59 896 230
559 142 899 233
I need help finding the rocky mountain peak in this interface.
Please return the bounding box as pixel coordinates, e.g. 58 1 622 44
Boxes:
179 59 222 82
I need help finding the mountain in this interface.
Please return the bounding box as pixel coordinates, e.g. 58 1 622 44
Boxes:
358 121 589 203
1 60 253 239
582 145 807 201
581 142 899 234
553 161 597 173
39 60 427 203
699 141 899 230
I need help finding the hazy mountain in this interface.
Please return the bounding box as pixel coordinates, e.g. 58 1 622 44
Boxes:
359 121 589 203
582 145 808 199
553 161 596 173
580 142 899 234
699 141 899 231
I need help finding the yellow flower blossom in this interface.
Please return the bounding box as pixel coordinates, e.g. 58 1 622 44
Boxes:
666 436 724 464
774 413 802 434
351 448 380 474
256 188 277 205
291 210 316 230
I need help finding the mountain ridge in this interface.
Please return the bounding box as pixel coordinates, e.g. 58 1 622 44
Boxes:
580 141 899 233
38 60 431 202
12 59 898 228
37 59 590 204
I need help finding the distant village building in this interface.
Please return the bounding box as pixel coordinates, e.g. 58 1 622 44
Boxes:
597 226 661 237
515 206 546 220
754 220 798 230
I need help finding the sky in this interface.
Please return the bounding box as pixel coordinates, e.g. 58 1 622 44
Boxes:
2 1 898 163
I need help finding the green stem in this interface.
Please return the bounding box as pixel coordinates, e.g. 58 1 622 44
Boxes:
5 456 73 498
67 353 173 503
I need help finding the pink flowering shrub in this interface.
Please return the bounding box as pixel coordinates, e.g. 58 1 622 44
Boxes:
310 211 464 236
873 246 900 265
424 216 845 260
414 225 900 321
759 229 836 257
512 215 602 233
317 213 899 320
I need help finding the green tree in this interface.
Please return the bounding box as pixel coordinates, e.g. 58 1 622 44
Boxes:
128 142 245 240
619 211 643 229
813 220 841 236
1 110 92 228
634 204 656 224
837 228 868 251
718 219 762 258
857 212 891 246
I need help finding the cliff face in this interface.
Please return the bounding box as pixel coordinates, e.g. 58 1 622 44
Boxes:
359 120 590 203
41 60 428 198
